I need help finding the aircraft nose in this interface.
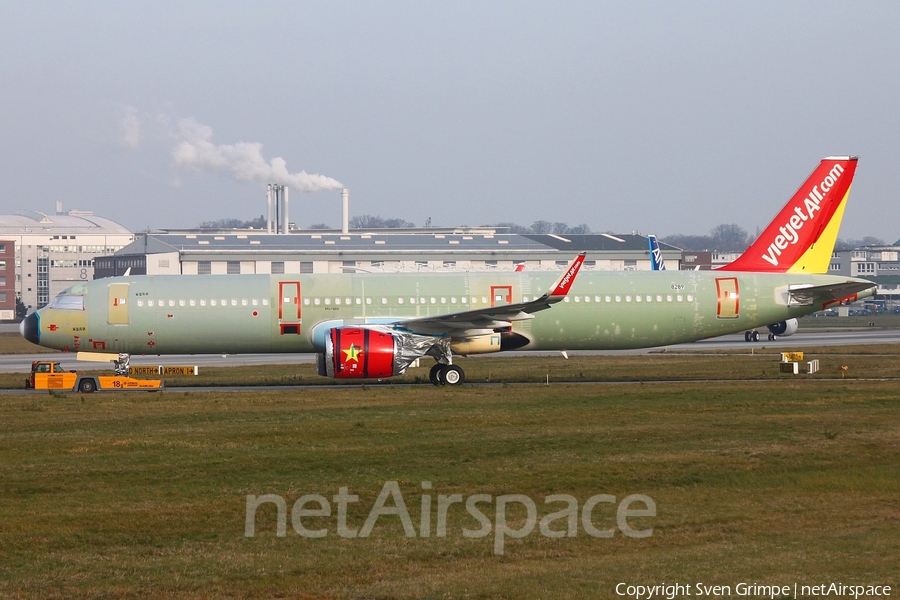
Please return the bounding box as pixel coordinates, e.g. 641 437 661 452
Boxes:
20 313 39 345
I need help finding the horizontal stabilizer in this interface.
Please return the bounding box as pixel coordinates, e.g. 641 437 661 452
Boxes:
788 280 875 308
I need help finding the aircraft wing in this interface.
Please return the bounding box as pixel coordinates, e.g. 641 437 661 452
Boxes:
395 253 586 335
788 280 876 307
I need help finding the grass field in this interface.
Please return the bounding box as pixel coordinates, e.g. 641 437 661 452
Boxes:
2 362 898 598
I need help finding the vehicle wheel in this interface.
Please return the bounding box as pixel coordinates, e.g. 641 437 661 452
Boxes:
751 331 760 342
442 365 465 386
768 333 776 341
79 379 96 393
744 331 751 342
429 364 444 386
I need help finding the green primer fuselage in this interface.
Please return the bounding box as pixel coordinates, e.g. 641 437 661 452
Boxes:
32 270 873 355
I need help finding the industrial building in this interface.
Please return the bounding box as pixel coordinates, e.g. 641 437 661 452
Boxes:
95 229 683 278
0 208 134 313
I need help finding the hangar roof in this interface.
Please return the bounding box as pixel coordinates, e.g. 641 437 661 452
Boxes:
0 212 131 236
116 232 679 256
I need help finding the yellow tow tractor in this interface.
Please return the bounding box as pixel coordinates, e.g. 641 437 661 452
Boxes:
26 359 164 393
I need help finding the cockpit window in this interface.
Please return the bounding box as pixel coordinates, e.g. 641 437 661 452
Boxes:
48 294 85 310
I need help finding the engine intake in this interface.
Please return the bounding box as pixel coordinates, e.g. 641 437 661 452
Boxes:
767 318 799 337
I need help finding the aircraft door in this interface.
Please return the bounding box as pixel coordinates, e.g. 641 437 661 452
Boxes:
490 285 513 307
108 283 130 325
715 277 740 319
279 281 302 334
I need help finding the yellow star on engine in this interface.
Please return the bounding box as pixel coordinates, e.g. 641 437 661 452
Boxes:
343 343 360 363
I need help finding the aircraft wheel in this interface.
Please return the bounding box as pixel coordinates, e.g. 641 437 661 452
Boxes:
768 333 776 341
744 331 752 342
79 378 96 393
442 365 465 386
429 364 444 386
751 331 760 342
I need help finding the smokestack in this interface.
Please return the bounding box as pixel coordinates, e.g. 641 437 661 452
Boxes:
56 201 63 215
266 185 273 234
342 188 349 234
283 186 289 233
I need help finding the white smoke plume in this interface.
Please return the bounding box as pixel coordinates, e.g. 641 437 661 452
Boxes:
172 117 343 192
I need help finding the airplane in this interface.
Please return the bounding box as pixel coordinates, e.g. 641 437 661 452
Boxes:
20 156 874 386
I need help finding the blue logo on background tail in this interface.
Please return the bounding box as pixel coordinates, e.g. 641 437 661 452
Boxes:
649 235 665 271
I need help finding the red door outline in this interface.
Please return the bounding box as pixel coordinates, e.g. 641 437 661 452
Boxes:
490 285 513 307
279 281 302 334
715 277 740 319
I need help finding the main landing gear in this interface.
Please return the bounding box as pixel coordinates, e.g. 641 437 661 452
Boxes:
429 363 466 386
743 331 777 342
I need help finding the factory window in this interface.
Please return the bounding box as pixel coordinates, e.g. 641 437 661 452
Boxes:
830 263 841 271
0 277 5 286
0 244 4 252
0 292 5 303
271 261 285 274
443 261 456 268
227 261 240 274
300 262 314 273
198 261 212 275
0 261 6 270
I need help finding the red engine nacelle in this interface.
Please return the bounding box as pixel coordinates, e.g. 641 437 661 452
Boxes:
318 327 398 379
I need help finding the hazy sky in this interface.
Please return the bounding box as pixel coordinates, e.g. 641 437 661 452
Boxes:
2 2 899 241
